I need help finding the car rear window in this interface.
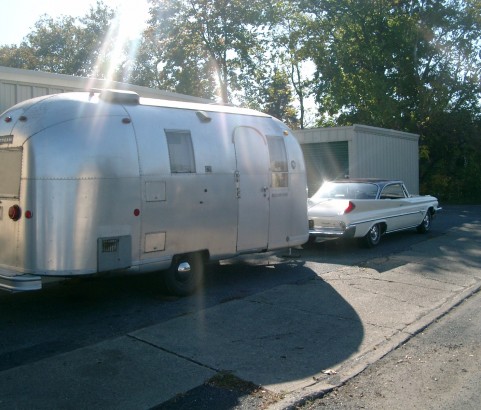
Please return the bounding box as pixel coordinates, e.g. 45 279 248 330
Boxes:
311 182 378 200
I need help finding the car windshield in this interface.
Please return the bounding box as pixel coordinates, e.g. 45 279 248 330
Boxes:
311 182 379 200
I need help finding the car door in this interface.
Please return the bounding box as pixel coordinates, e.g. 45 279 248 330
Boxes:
379 183 420 231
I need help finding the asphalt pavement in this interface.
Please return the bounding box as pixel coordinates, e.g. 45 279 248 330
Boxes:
1 210 480 410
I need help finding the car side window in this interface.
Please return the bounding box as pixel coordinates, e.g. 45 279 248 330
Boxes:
355 184 378 199
380 183 406 199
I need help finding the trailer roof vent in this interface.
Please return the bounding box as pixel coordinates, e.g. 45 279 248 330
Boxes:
196 111 212 123
99 89 140 105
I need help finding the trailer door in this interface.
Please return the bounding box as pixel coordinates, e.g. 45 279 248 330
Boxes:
234 126 270 251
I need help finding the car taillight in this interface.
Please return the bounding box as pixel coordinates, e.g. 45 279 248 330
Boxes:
344 201 355 214
8 204 21 221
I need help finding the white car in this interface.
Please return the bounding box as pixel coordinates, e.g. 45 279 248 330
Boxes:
308 179 441 247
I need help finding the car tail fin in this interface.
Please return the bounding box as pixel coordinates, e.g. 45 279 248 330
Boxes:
344 201 355 214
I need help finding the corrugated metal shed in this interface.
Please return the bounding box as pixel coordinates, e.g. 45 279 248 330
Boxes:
0 66 214 113
1 68 419 195
294 124 420 195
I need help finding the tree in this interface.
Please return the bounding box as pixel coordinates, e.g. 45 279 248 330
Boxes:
260 69 299 128
130 0 271 103
419 109 481 203
266 0 314 129
303 0 481 130
128 0 218 99
0 44 37 70
302 0 481 201
0 1 114 77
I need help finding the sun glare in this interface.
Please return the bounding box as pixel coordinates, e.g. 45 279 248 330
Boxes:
91 0 149 85
114 1 150 41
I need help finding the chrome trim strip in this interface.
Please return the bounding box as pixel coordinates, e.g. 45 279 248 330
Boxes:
347 210 424 227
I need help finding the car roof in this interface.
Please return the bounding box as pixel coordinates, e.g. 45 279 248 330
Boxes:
328 178 404 189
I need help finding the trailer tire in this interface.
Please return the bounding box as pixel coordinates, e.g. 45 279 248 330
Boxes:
164 252 204 296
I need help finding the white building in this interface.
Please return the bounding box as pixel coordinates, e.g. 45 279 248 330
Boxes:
1 66 419 194
0 66 212 113
294 125 420 195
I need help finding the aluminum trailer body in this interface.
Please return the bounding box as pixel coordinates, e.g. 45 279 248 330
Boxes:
0 90 308 294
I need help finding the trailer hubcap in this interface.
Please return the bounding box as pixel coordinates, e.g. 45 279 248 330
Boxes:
176 261 191 282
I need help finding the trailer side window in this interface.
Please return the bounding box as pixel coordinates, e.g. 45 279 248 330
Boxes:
267 136 288 188
165 130 196 173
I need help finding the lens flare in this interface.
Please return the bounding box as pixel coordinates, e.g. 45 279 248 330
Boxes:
90 1 149 86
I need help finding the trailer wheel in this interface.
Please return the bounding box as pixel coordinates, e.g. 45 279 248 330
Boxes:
164 252 204 296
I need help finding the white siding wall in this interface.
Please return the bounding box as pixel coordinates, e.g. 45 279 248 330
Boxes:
0 66 214 114
0 83 74 113
294 124 420 194
295 126 353 144
0 82 16 112
349 125 419 193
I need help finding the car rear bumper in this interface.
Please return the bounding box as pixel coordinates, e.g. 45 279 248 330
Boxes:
308 224 356 239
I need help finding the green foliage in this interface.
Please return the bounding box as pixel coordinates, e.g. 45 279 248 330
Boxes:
0 1 114 77
266 0 314 129
127 0 218 99
130 0 272 103
419 110 481 203
303 0 481 203
254 69 299 128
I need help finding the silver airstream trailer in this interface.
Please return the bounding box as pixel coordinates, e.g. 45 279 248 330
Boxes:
0 90 308 294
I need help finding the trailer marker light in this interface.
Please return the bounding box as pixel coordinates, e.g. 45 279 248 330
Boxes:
25 210 33 219
8 205 21 221
4 116 12 123
134 209 140 216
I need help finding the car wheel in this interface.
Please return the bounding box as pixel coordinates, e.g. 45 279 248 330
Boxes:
417 211 432 233
364 224 381 248
164 252 204 296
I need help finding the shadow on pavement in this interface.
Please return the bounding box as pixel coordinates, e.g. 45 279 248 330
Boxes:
133 262 364 405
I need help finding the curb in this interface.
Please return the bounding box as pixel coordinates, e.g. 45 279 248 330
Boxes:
268 280 481 410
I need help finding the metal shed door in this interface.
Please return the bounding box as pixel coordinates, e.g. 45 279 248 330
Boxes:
302 141 349 196
234 126 270 251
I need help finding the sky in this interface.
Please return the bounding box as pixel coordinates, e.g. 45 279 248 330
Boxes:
0 0 316 118
0 0 150 46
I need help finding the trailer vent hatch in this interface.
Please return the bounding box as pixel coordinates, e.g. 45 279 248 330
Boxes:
102 239 118 253
99 89 140 105
97 235 132 272
196 111 211 122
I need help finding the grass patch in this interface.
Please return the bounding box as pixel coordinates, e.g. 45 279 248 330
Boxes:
207 371 281 406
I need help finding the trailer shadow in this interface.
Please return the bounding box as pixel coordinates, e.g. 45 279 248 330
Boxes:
155 209 481 408
3 205 479 408
0 256 365 406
